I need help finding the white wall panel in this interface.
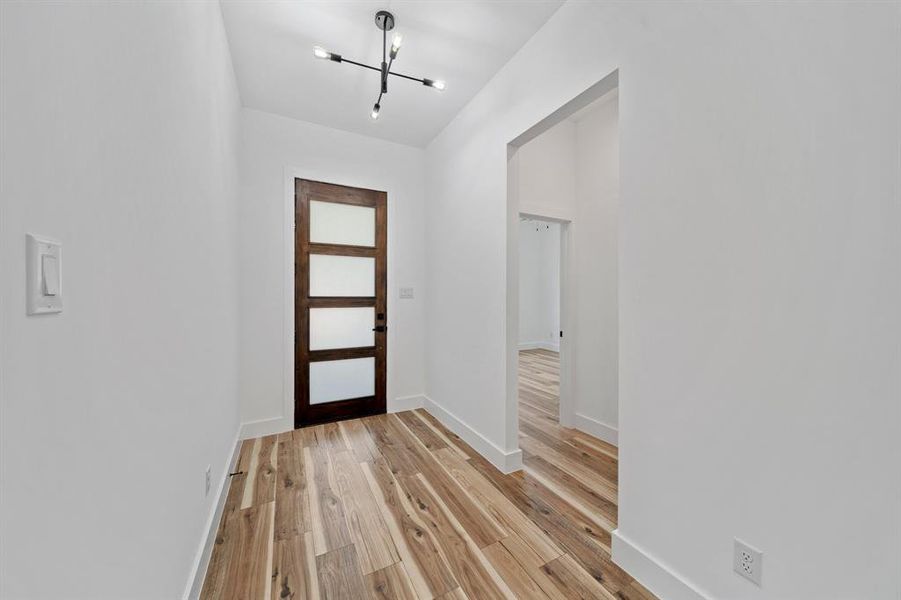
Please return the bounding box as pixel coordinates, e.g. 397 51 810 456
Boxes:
0 3 242 597
424 3 901 599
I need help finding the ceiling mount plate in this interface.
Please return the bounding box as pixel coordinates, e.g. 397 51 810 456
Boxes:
374 10 395 32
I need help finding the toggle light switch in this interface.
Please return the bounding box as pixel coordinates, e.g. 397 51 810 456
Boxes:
26 233 63 315
41 255 60 296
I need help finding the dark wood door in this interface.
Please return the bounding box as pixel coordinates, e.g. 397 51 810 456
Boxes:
295 179 387 427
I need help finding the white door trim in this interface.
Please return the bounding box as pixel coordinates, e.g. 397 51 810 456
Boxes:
282 166 396 430
505 69 619 462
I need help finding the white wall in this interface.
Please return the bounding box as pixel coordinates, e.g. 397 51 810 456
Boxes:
572 93 620 440
0 2 242 599
425 2 900 599
517 120 577 220
239 108 427 433
518 220 560 350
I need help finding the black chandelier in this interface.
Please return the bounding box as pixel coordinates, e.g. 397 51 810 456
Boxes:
313 10 446 120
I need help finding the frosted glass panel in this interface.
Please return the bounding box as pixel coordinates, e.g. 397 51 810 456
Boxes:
310 307 374 350
310 201 375 247
309 254 374 297
310 357 375 405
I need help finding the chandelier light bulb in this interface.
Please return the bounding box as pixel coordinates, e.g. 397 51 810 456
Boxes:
389 34 402 59
423 78 446 91
370 103 381 120
313 46 329 59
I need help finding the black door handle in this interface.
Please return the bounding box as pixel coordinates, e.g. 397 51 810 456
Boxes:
372 325 386 332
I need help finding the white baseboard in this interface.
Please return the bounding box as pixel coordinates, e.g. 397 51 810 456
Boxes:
239 396 424 438
421 395 522 474
612 530 712 600
183 431 243 600
518 341 560 352
390 394 426 413
574 412 618 446
239 416 291 439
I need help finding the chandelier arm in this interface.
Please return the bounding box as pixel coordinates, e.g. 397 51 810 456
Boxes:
379 26 388 94
339 57 382 73
385 55 397 86
387 70 426 84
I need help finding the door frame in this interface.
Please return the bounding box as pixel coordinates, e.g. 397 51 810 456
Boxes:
504 70 619 461
294 178 387 427
279 167 395 433
515 213 574 427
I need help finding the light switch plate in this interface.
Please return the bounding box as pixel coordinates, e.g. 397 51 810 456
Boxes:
26 233 63 315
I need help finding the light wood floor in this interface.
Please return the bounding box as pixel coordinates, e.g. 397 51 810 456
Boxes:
201 348 654 599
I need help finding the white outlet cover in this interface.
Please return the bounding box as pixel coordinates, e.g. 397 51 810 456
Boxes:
399 287 414 299
734 538 763 586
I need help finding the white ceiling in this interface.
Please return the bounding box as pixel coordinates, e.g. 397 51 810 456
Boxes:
220 1 564 147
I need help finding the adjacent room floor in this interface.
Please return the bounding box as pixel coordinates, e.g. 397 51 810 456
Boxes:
201 350 652 599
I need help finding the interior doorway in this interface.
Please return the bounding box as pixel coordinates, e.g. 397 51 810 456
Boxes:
294 178 387 427
517 216 565 427
506 70 620 530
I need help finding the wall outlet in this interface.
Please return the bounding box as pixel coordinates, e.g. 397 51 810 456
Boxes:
399 287 414 299
733 538 763 586
205 465 212 497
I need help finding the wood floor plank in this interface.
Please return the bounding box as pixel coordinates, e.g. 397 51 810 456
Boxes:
317 422 350 453
304 445 353 555
568 428 618 460
436 588 469 600
221 501 275 600
482 540 552 600
411 409 470 460
339 418 381 463
399 474 512 600
519 418 618 480
330 450 400 574
522 459 617 535
363 415 422 477
518 434 618 504
523 451 619 523
364 561 418 600
241 437 262 509
270 531 318 600
395 410 449 451
391 414 507 548
253 434 279 507
361 458 459 599
299 425 320 448
493 533 580 599
540 553 618 600
316 543 367 599
465 449 626 596
274 431 310 541
432 447 563 564
412 409 480 460
240 434 279 509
